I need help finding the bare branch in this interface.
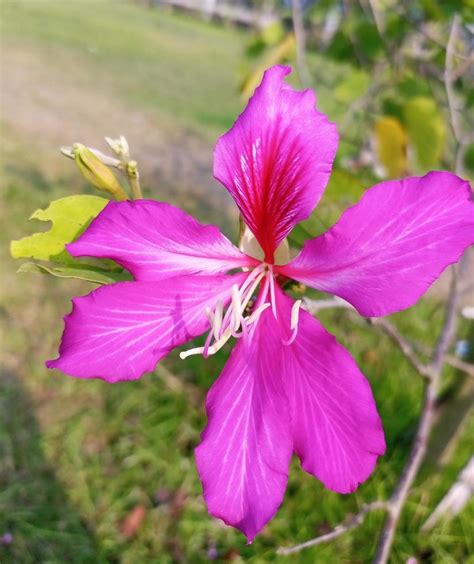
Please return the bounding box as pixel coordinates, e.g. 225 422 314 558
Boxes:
305 300 474 377
369 318 432 379
412 340 474 377
374 253 469 564
277 501 388 556
422 456 474 532
444 15 463 145
303 296 354 313
291 0 311 87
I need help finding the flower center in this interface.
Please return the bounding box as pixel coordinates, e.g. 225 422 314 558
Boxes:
179 263 302 360
239 225 290 265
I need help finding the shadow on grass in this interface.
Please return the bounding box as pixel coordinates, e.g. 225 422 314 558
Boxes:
0 368 101 563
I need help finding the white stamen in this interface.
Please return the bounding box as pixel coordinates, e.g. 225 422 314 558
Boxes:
269 267 278 319
245 303 271 325
283 300 302 346
213 300 223 339
239 270 266 314
231 285 242 331
205 306 213 325
179 264 272 361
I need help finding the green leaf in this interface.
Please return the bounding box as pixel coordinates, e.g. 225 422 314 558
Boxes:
10 195 108 264
288 170 365 248
17 262 132 285
404 96 446 171
334 69 370 105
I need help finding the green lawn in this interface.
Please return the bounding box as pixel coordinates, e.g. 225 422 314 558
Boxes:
1 1 472 562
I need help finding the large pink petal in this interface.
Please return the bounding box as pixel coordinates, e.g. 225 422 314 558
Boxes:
195 308 292 542
278 172 473 316
276 287 385 493
214 65 338 263
47 273 245 382
67 200 255 281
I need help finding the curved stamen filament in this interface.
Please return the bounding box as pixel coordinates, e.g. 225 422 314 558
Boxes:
282 299 302 346
268 265 278 319
179 266 267 360
179 264 301 359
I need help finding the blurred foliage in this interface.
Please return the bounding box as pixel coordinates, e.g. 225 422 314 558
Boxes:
243 0 473 182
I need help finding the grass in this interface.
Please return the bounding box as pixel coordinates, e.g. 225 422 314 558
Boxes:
1 1 473 562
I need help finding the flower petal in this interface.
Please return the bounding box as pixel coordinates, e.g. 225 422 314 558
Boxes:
67 200 255 281
275 287 385 493
214 65 338 262
278 172 474 316
47 273 246 382
195 308 292 542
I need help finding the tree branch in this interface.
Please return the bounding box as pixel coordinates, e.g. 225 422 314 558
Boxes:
277 501 388 555
304 299 474 378
291 0 311 87
369 318 432 380
374 254 469 563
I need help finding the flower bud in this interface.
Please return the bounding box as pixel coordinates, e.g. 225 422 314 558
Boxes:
71 143 128 201
105 135 130 160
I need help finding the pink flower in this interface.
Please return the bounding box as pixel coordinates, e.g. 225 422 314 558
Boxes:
47 66 473 541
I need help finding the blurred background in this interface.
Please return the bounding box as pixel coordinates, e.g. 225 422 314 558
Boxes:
1 0 473 562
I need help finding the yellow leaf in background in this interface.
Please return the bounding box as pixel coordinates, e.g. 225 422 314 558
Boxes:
240 34 296 100
374 116 408 178
404 96 446 171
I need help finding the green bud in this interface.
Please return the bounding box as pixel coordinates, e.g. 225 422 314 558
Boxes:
71 143 128 201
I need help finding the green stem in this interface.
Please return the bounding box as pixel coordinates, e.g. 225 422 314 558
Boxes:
125 160 142 199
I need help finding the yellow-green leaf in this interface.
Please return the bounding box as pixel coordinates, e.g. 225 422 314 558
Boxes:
240 34 296 99
374 116 408 178
288 170 365 248
404 96 446 171
17 262 132 285
10 195 108 264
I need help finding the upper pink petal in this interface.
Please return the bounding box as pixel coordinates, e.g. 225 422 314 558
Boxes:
275 287 385 493
46 273 246 382
195 307 292 542
214 65 338 263
67 200 255 281
278 172 474 317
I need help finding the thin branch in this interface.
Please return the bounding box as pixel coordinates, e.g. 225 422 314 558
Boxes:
291 0 311 87
305 298 474 378
369 318 432 379
277 501 388 556
412 341 474 378
444 15 463 145
303 296 354 313
374 254 469 563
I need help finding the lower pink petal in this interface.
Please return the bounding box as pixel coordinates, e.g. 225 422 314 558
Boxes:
278 172 473 316
195 308 292 542
276 287 385 493
47 273 245 382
